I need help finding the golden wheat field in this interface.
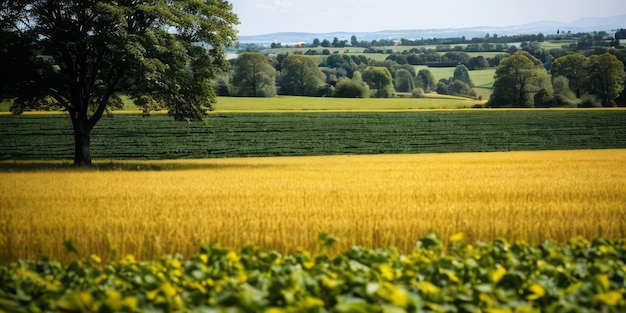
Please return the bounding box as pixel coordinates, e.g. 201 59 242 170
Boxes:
1 149 625 263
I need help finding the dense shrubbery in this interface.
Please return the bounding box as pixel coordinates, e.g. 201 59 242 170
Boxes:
1 234 625 312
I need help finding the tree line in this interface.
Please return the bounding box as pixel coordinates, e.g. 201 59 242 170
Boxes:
248 30 622 51
221 52 438 99
489 51 625 108
221 45 626 107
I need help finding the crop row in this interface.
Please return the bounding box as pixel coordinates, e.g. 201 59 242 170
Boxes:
1 234 624 312
1 110 626 161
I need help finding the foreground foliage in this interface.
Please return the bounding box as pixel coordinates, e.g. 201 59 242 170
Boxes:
1 234 625 312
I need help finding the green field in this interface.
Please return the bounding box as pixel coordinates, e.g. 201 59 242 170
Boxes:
1 109 625 161
412 66 495 86
214 95 477 111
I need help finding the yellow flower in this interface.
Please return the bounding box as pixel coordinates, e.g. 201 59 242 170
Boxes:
593 291 622 306
122 254 136 264
485 308 512 313
57 291 94 312
526 283 545 301
565 282 583 294
89 254 102 264
104 290 123 311
595 274 610 290
376 282 410 308
122 296 139 311
226 251 239 262
513 305 540 313
449 232 465 242
378 263 395 281
479 293 495 307
303 259 315 269
492 266 507 284
416 281 440 295
161 282 177 298
168 258 181 269
322 276 342 289
94 274 107 284
299 297 324 309
146 288 160 301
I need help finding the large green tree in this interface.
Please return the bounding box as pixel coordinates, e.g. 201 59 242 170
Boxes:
279 54 325 96
362 66 393 98
232 52 276 97
550 53 588 98
333 71 369 98
394 69 415 93
452 64 474 88
552 76 578 107
584 52 625 106
0 0 238 165
489 51 551 107
416 69 436 93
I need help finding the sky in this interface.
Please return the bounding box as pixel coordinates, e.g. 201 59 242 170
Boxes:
229 0 626 36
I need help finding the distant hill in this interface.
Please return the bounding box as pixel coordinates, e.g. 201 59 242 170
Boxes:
238 14 626 46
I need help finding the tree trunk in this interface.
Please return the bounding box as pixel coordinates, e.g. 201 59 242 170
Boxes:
71 113 92 166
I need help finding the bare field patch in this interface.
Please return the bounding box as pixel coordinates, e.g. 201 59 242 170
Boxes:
1 149 625 262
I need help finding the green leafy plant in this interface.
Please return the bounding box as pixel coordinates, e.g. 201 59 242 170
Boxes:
1 233 625 312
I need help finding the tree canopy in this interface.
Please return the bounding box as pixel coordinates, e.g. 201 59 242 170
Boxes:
0 0 239 165
232 52 276 97
394 69 415 93
362 66 393 98
452 65 474 88
585 53 625 106
416 69 436 93
333 71 369 98
550 53 588 98
279 54 325 96
489 51 551 107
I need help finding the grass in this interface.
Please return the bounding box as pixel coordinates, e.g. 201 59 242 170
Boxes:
2 110 626 161
413 65 454 81
412 66 495 91
468 68 496 87
540 40 577 50
214 95 477 111
262 47 366 55
1 150 624 262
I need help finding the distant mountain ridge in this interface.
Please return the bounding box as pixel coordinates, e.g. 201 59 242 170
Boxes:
238 14 626 46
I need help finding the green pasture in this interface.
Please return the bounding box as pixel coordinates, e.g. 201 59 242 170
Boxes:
540 40 577 49
262 47 365 55
1 109 625 161
470 68 496 87
214 95 478 111
359 53 389 62
413 66 495 87
1 93 485 115
413 66 454 81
